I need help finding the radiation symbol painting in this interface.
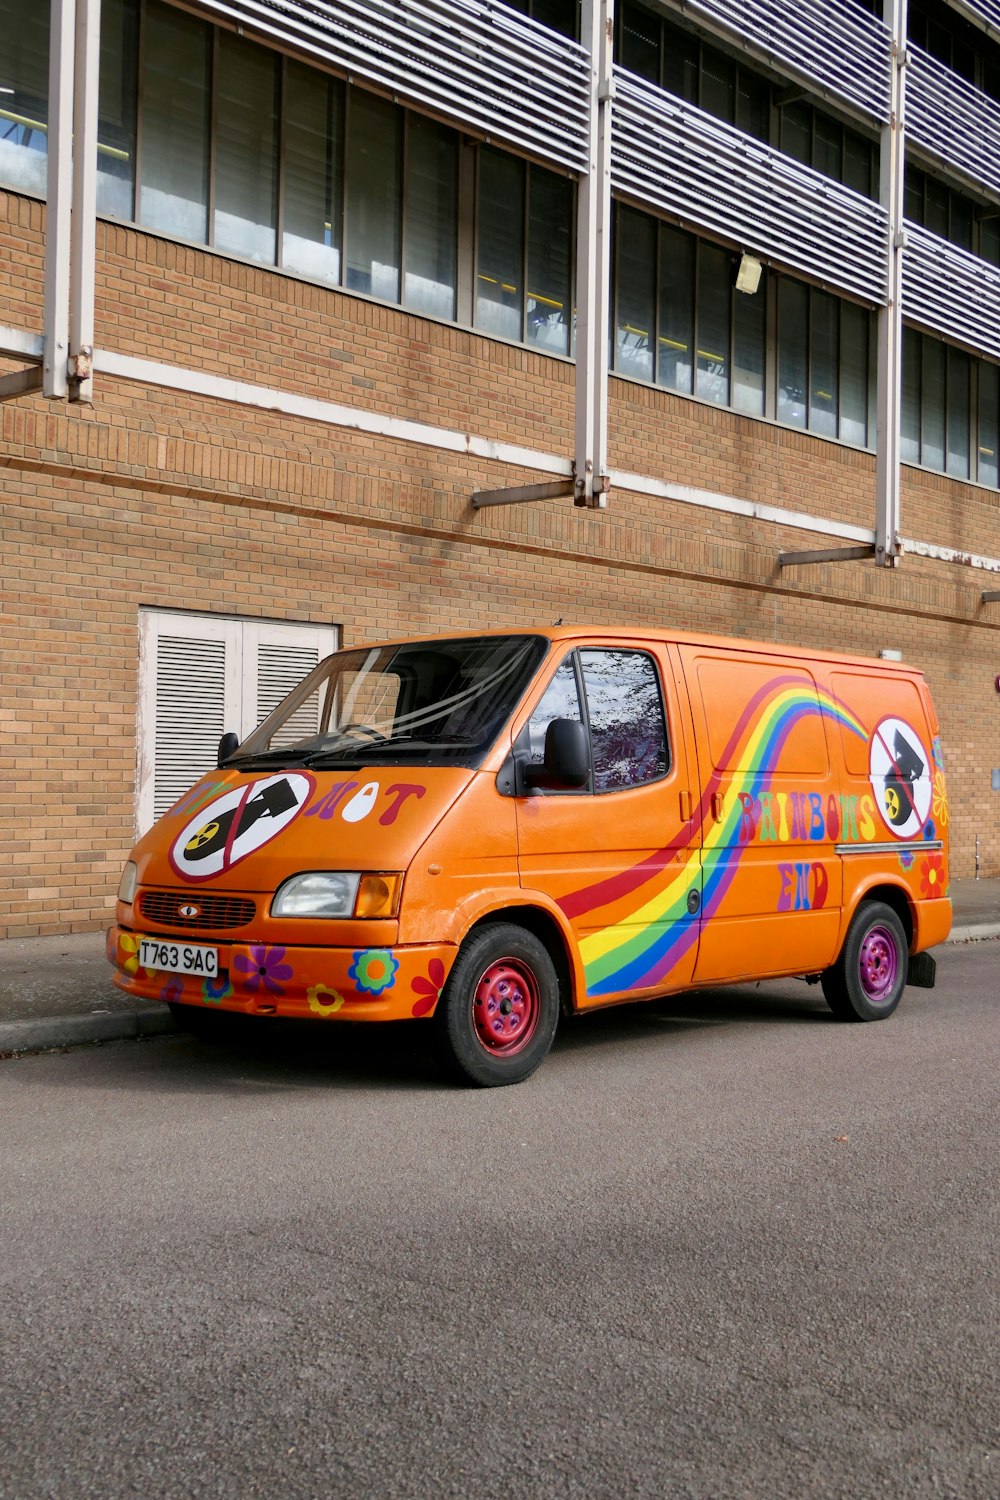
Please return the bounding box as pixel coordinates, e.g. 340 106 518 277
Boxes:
868 718 932 840
169 773 315 882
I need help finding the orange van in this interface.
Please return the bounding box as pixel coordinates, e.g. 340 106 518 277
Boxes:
109 627 951 1085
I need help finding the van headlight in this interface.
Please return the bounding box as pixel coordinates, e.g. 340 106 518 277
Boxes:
272 872 402 919
117 861 137 905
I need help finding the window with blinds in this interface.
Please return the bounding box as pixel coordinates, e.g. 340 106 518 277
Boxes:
137 610 337 834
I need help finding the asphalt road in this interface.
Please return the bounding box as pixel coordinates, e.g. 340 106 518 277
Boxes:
1 944 997 1500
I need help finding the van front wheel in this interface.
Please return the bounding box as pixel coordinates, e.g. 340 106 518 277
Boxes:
432 923 560 1087
821 900 908 1021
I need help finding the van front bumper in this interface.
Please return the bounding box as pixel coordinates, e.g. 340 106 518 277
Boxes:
107 926 456 1022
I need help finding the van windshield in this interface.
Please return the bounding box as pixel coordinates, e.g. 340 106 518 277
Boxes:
228 634 549 770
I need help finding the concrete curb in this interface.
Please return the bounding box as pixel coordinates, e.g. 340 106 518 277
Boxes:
947 923 1000 944
0 926 996 1056
0 1005 176 1056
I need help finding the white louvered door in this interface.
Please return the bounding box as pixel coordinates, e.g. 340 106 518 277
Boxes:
137 611 337 835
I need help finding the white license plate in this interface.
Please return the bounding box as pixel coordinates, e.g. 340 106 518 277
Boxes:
139 939 219 978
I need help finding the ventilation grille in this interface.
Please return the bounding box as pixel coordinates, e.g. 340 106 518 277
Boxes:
187 0 591 172
138 891 258 930
153 635 227 823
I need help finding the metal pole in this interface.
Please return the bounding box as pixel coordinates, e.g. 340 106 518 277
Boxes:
574 0 613 509
44 0 77 399
70 0 102 403
874 0 908 566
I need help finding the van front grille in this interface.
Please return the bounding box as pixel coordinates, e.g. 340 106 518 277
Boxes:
138 891 257 930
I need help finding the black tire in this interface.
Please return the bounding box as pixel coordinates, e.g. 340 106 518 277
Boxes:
167 1000 238 1039
821 900 908 1022
432 923 560 1087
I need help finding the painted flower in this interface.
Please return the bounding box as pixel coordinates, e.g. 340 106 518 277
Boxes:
160 976 184 1004
202 974 233 1006
932 736 945 770
932 769 949 828
897 849 915 871
308 984 346 1018
348 948 399 997
411 958 447 1018
920 854 945 899
118 932 149 977
233 944 294 994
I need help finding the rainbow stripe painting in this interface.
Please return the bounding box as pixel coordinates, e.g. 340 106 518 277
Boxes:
561 675 870 997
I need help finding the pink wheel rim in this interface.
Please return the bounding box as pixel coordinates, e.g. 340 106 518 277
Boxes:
473 959 540 1056
859 924 899 1003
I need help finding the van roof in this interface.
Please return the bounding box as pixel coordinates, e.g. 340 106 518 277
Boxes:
346 626 919 675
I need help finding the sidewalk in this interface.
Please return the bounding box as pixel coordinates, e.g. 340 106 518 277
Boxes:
1 879 998 1056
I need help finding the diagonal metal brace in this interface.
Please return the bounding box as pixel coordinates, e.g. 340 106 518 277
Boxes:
0 366 43 402
779 544 876 568
472 480 575 510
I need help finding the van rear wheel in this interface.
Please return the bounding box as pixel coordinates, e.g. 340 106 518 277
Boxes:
821 900 908 1021
432 923 560 1087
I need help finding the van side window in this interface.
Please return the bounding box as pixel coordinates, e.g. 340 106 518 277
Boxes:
579 650 670 792
526 657 583 763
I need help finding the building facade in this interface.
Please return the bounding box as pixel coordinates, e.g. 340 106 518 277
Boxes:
1 0 999 937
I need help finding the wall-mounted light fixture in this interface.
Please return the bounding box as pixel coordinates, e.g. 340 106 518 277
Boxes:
734 253 763 295
879 649 903 661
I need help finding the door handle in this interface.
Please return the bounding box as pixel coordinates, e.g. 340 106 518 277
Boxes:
679 790 693 822
711 790 725 821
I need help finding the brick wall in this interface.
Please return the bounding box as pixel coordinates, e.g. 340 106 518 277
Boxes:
2 197 998 934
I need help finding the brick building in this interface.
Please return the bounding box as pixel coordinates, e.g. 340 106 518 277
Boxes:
1 0 999 938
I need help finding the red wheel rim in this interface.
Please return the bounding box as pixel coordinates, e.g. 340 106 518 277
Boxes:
858 924 899 1003
472 958 540 1057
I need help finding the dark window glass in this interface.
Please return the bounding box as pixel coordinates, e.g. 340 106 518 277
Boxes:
97 0 137 219
283 63 344 285
843 130 874 198
346 90 402 301
214 33 279 264
139 1 210 242
950 193 974 251
778 280 808 428
924 177 949 239
580 650 669 792
978 361 999 488
901 330 921 464
661 27 698 103
980 215 1000 267
476 148 524 340
946 347 970 478
736 73 769 143
700 47 735 123
616 205 656 382
781 103 811 168
620 3 660 84
904 169 925 225
527 165 573 355
696 243 730 405
404 115 458 321
658 225 694 394
840 303 869 447
0 0 49 195
733 273 765 415
531 0 580 40
922 337 946 470
813 115 841 182
810 290 838 438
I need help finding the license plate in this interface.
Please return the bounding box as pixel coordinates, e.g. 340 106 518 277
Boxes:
138 939 219 978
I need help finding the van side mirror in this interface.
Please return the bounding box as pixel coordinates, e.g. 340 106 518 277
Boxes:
217 731 240 767
525 718 590 790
